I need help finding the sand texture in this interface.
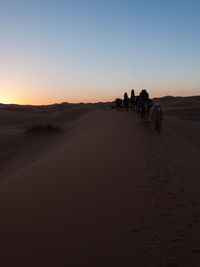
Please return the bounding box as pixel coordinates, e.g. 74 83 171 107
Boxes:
0 98 200 266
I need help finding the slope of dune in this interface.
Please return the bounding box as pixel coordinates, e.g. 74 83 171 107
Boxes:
0 106 199 266
153 95 200 120
0 104 96 179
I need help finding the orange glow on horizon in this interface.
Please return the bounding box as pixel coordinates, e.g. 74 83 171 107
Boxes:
0 92 114 105
1 85 199 106
1 93 199 106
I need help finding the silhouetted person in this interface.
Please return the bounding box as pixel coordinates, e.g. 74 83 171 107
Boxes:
131 89 135 99
151 103 163 133
130 89 136 111
139 89 153 119
123 92 129 111
140 89 149 102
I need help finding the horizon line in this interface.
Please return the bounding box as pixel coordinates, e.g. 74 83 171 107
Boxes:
0 94 200 107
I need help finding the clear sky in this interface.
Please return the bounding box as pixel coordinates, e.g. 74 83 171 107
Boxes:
0 0 200 104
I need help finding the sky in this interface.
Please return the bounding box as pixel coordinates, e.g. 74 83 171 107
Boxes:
0 0 200 104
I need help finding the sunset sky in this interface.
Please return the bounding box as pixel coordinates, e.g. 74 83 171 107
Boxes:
1 0 200 104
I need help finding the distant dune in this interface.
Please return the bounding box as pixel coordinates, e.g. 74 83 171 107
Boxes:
0 96 199 266
153 95 200 120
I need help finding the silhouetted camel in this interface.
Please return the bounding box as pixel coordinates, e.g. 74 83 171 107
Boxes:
115 98 122 111
141 101 151 123
136 96 142 114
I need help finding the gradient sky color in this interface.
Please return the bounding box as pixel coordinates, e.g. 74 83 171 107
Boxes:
0 0 200 104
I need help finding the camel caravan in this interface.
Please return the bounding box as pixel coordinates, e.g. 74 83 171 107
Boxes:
115 89 163 133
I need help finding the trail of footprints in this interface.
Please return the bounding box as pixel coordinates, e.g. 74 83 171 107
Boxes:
129 132 200 266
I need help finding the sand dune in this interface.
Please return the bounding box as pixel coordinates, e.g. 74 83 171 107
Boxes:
0 104 95 179
0 99 200 266
153 95 200 121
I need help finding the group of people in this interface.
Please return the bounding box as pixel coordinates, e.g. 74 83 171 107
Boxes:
115 89 163 133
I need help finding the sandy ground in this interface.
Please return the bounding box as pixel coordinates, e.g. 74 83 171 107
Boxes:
0 105 95 179
0 104 200 266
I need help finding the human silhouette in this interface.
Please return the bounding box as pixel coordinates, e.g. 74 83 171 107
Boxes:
130 89 136 111
140 89 149 102
139 89 153 120
123 92 129 111
151 103 163 133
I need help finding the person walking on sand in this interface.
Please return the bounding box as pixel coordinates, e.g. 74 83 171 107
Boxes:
151 103 163 133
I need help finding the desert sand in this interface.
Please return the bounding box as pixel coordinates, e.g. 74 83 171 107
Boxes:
0 97 200 266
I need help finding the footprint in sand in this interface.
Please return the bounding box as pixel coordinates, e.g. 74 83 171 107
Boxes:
179 189 185 194
177 204 183 208
129 190 140 194
171 238 184 243
153 204 160 209
158 213 169 217
143 190 150 193
166 259 178 266
180 178 187 184
168 158 173 163
191 248 200 254
140 250 148 254
159 163 165 168
130 228 140 233
146 152 154 157
166 154 172 159
170 247 180 253
176 232 185 238
168 194 176 199
148 176 157 181
145 166 151 171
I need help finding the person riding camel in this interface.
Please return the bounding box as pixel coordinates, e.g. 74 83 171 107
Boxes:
140 89 153 106
130 89 136 111
124 92 129 99
123 92 129 111
140 89 149 102
130 89 135 101
139 89 152 119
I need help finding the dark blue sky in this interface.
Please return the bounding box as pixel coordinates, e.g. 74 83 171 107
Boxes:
1 0 200 104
